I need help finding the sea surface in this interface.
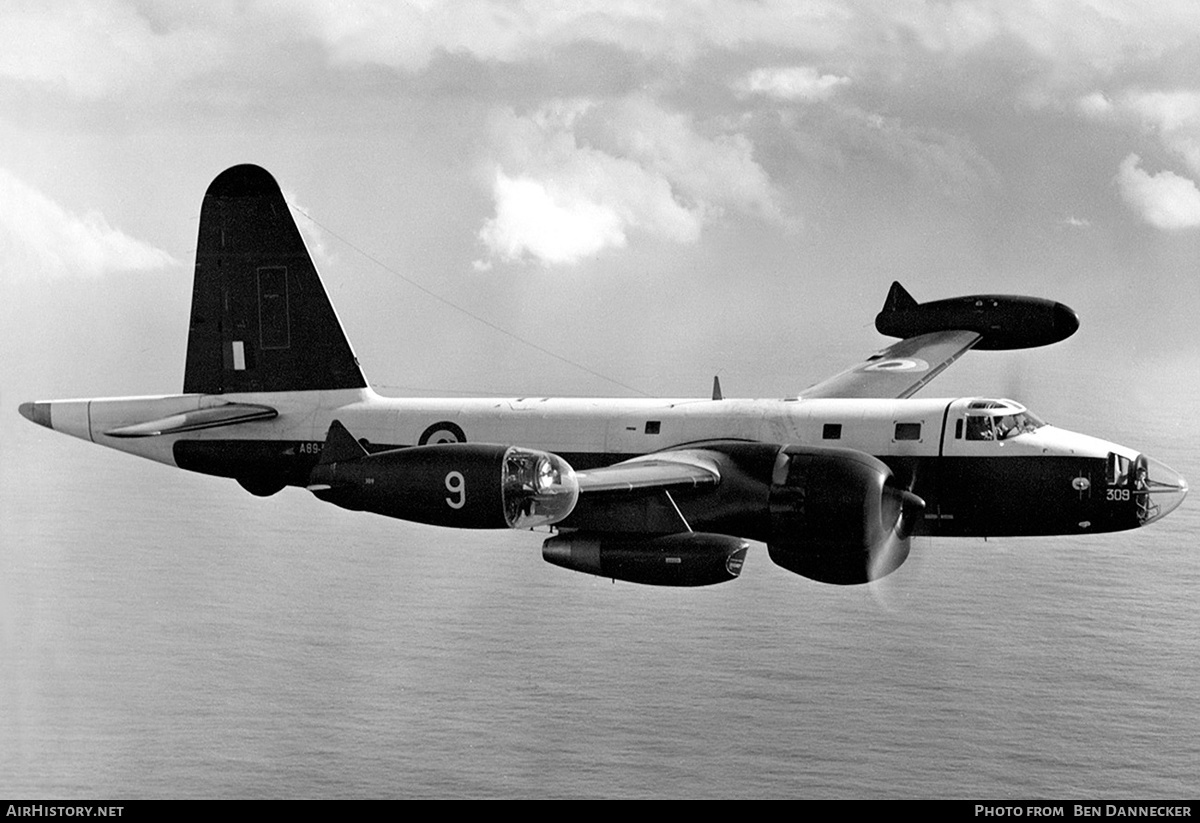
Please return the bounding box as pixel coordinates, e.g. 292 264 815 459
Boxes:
3 364 1198 799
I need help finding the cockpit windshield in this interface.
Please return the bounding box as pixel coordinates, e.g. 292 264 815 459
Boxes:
964 399 1045 441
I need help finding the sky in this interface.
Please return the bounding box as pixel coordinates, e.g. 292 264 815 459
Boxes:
2 0 1199 411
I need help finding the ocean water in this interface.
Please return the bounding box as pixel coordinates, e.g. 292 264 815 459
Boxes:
3 367 1198 799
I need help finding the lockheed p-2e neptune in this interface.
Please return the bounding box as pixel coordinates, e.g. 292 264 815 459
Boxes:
19 165 1188 585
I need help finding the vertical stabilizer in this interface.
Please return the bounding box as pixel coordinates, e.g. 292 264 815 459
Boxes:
184 165 367 395
881 281 918 314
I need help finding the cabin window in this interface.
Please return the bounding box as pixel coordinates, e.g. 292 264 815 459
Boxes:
644 421 661 435
955 419 963 439
894 422 921 441
822 423 842 440
966 416 994 440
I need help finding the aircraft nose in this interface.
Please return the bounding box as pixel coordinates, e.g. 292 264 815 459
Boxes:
1054 302 1080 339
1136 454 1188 526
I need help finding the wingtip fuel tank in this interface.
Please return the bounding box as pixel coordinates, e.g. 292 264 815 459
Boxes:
875 281 1079 350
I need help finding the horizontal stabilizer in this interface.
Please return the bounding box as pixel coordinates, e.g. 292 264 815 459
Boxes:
105 403 277 438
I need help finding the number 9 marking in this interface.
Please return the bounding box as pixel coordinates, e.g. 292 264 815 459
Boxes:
445 471 466 509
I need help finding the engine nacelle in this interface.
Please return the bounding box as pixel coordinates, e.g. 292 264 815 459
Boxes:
309 441 579 529
542 532 749 587
767 445 924 584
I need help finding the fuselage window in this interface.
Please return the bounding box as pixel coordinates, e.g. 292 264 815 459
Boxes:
644 421 661 435
822 423 842 440
894 422 921 441
955 419 964 439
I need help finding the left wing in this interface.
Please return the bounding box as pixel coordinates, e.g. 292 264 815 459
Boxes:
575 450 722 493
800 329 982 399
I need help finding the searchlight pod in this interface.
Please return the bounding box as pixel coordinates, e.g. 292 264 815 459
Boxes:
875 282 1080 349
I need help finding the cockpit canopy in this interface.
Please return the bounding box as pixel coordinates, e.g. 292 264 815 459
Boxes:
963 398 1045 441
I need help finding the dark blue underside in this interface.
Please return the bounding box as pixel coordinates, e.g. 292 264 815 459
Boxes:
173 440 1138 538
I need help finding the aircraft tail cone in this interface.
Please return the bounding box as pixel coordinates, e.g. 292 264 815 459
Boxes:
19 402 51 430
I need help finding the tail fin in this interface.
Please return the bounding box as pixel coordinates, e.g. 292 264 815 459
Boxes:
183 164 367 395
880 281 918 314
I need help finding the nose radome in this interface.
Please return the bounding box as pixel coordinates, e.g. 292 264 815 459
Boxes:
1136 454 1188 526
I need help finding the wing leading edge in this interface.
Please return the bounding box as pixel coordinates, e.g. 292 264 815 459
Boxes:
575 450 722 494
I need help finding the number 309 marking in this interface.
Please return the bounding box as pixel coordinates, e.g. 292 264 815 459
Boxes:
1106 488 1130 502
445 471 466 509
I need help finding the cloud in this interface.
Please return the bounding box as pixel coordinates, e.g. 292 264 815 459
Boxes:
476 96 783 266
1087 91 1200 226
0 168 178 278
6 1 1200 113
1075 92 1113 119
479 172 630 265
1117 90 1200 177
737 66 849 101
0 0 225 99
1115 154 1200 231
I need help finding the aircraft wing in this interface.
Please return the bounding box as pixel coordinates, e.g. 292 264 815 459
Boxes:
800 329 983 399
575 450 722 493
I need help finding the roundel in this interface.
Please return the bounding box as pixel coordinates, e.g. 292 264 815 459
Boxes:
860 357 930 373
418 420 467 445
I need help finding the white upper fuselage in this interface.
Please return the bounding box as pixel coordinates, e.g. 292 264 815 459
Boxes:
43 387 1133 468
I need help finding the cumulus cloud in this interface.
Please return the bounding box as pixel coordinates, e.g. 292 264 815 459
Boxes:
479 172 630 265
7 1 1200 113
1086 91 1200 226
1075 92 1113 119
476 96 783 266
0 0 225 98
276 0 852 72
0 169 178 278
737 66 849 101
1117 90 1200 177
1115 154 1200 231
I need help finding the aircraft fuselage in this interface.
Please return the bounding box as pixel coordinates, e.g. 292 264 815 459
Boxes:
24 389 1181 540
